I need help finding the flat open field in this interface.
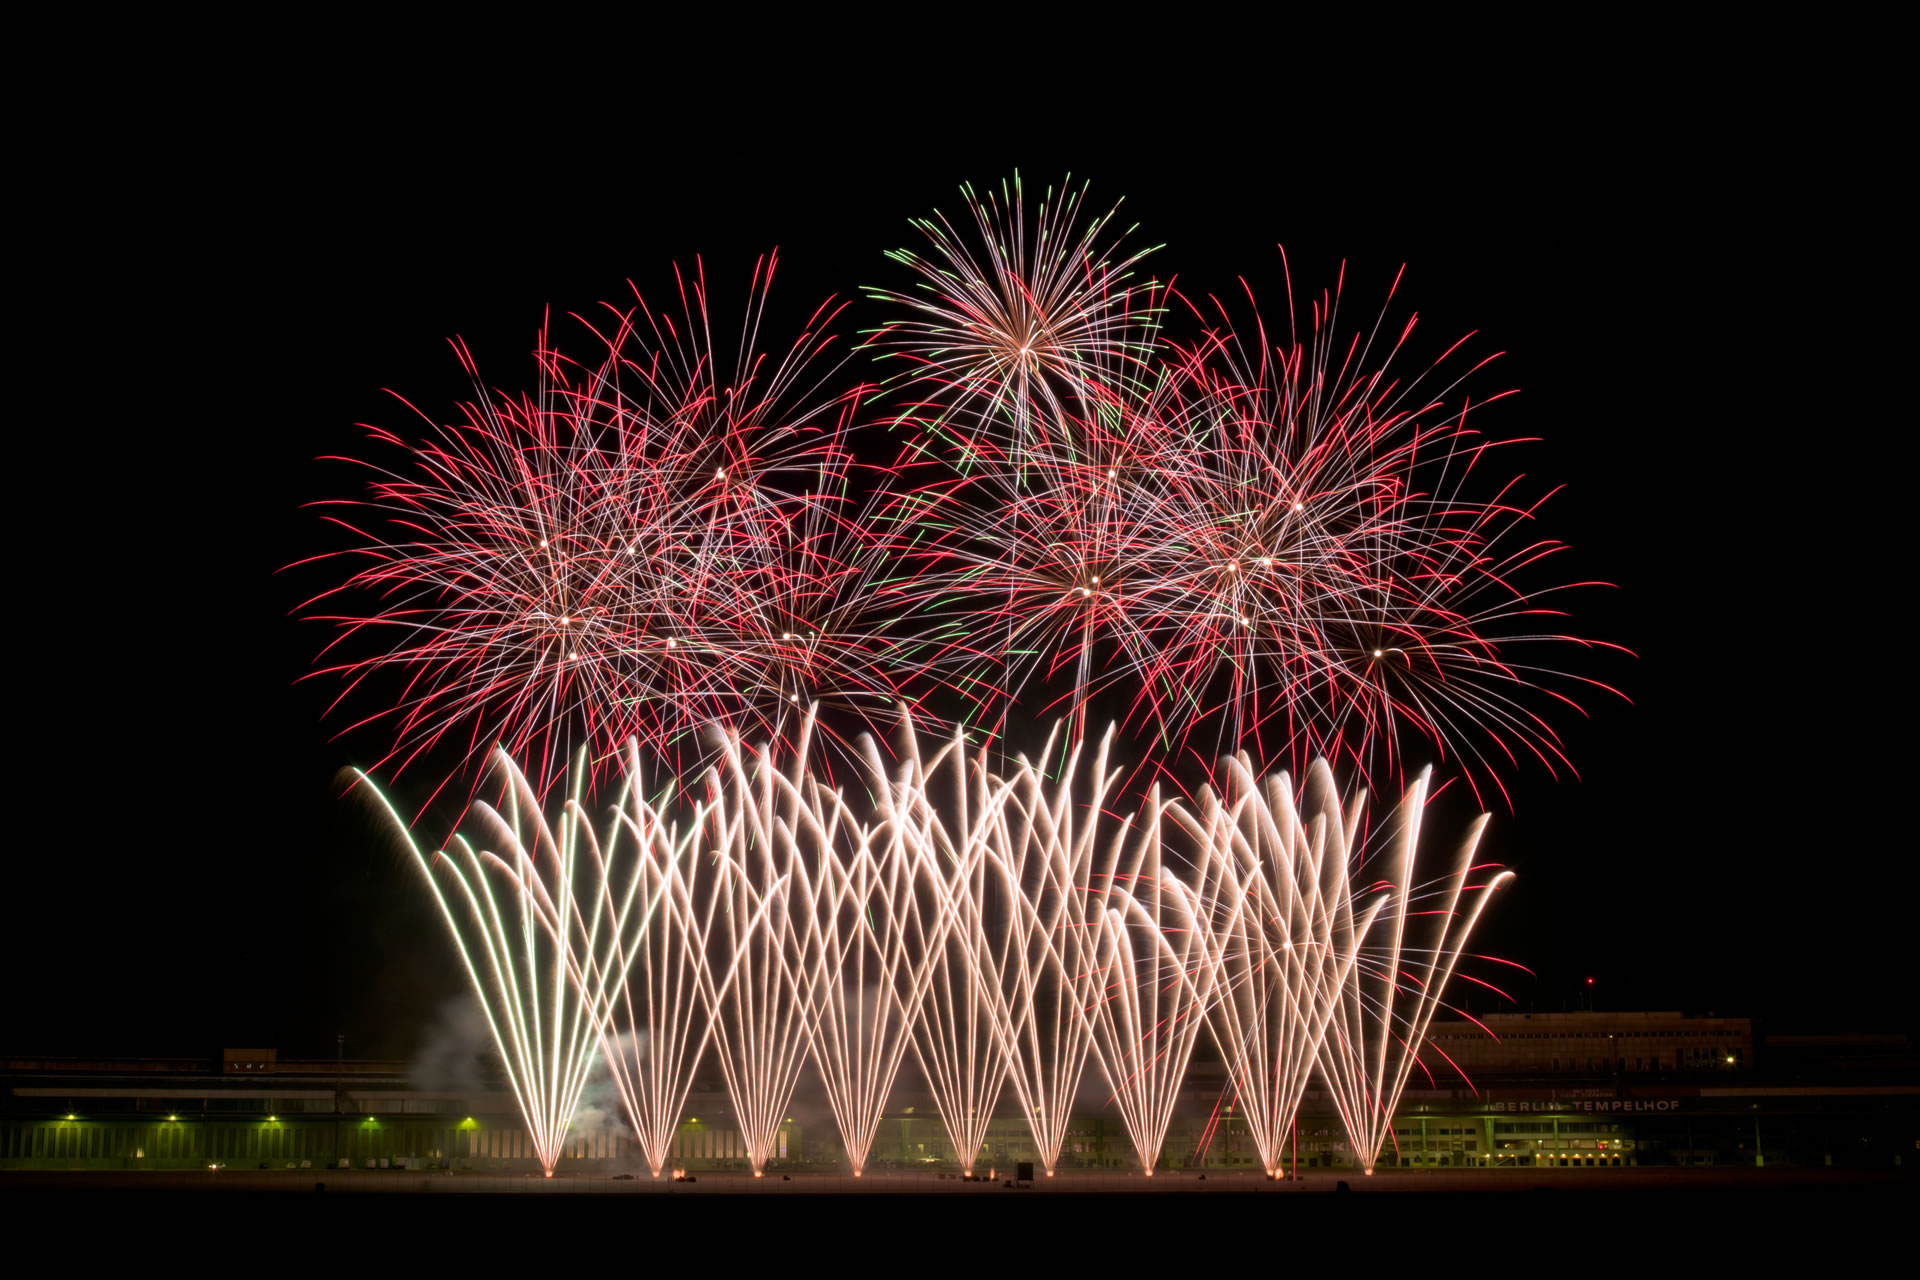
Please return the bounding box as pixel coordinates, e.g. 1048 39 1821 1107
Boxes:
5 1163 1909 1197
7 1166 1910 1257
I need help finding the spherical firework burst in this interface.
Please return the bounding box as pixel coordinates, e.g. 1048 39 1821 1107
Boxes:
1116 272 1630 804
300 255 925 798
864 172 1165 461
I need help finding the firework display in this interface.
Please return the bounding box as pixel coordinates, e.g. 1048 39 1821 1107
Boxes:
685 725 825 1175
312 172 1617 1183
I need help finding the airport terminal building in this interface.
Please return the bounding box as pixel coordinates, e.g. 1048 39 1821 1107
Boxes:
4 1012 1911 1175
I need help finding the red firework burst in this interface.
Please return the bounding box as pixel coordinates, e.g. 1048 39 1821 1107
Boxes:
297 254 929 800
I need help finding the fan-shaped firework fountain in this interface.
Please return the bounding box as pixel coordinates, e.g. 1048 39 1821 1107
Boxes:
356 752 634 1177
1081 785 1214 1175
586 741 713 1180
362 714 1509 1179
1183 756 1387 1179
885 721 1010 1175
972 726 1115 1175
798 730 941 1177
687 722 834 1176
1318 768 1512 1174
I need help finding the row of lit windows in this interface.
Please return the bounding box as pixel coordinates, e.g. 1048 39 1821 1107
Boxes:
12 1098 452 1116
671 1129 789 1161
3 1124 371 1161
0 1122 648 1164
1437 1031 1749 1041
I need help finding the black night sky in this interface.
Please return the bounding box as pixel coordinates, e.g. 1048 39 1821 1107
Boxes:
14 71 1903 1062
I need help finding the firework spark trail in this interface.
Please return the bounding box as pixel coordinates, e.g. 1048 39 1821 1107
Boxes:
1183 757 1387 1176
356 752 623 1176
1080 784 1215 1174
303 256 928 802
795 724 954 1176
880 720 1011 1174
893 384 1190 747
688 718 837 1176
591 740 714 1178
1315 766 1512 1173
969 726 1116 1175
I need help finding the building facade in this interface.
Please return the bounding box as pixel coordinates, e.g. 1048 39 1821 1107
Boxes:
5 1014 1911 1175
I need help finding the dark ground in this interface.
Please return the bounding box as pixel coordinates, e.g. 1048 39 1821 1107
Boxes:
8 1166 1912 1256
5 1165 1912 1195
